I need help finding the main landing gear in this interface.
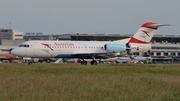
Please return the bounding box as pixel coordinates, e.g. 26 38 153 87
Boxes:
90 60 97 65
80 59 98 65
81 60 87 65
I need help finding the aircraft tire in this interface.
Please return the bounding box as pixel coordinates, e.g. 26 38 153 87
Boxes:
81 61 87 65
28 61 32 65
90 61 97 65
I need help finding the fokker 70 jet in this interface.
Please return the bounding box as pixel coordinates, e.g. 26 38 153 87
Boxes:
11 22 169 65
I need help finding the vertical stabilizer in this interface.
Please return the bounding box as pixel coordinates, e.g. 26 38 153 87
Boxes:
128 22 170 44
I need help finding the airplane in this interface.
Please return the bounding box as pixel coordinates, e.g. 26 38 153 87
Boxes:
100 50 152 64
119 55 151 63
116 56 152 64
11 22 170 65
100 56 149 64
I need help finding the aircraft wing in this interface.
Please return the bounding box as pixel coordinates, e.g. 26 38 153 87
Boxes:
71 51 117 59
72 51 106 55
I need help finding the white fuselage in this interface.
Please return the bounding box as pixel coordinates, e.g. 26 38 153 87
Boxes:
11 39 151 59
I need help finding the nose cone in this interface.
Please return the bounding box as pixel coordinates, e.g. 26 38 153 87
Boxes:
11 48 21 56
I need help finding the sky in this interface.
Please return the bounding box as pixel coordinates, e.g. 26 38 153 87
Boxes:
0 0 179 35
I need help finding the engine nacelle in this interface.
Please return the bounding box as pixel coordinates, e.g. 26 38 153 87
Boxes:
104 43 127 53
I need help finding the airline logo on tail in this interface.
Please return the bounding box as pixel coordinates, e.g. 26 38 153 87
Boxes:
141 30 150 37
128 22 170 44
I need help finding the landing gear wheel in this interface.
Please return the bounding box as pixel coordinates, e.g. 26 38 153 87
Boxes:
28 61 32 65
81 61 87 65
90 61 97 65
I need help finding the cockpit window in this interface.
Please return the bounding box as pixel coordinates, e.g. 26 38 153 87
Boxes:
24 45 29 47
19 44 30 48
19 44 24 47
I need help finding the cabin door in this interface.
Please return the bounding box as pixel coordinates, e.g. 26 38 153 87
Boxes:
33 42 39 55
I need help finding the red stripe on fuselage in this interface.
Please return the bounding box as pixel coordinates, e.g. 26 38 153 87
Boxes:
128 37 150 44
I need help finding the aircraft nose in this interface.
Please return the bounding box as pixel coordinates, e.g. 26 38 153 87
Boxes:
11 48 19 56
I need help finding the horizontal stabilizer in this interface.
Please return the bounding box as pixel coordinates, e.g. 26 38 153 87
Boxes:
129 22 171 44
147 24 171 29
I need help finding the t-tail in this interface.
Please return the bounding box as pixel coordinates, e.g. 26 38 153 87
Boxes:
128 22 170 44
124 22 170 54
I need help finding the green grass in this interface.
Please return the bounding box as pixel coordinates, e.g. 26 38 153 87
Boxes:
0 63 180 101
